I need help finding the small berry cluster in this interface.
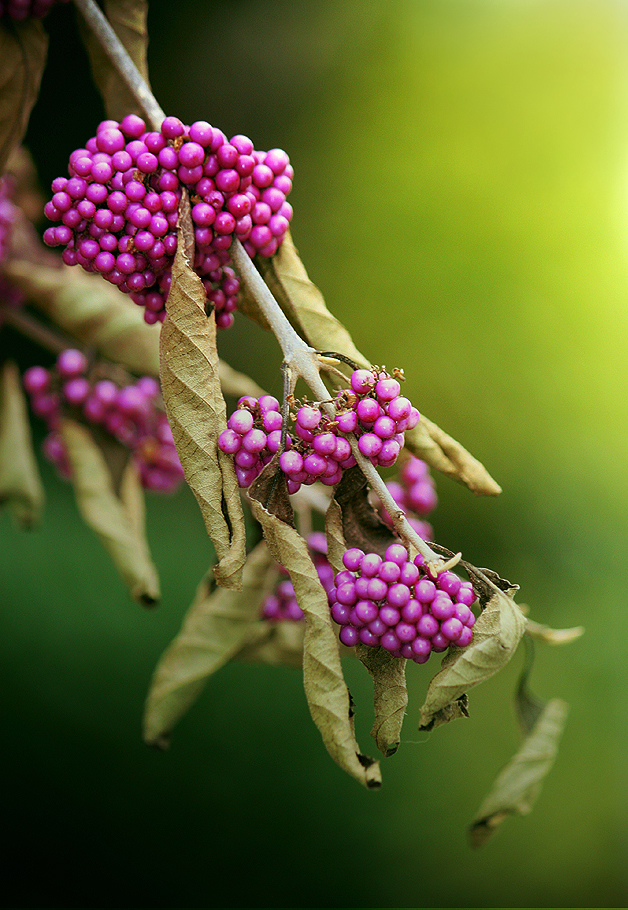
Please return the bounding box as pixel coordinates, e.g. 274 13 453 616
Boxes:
23 349 184 492
218 367 420 491
261 532 333 622
375 456 438 542
0 0 68 19
329 544 476 664
43 116 293 328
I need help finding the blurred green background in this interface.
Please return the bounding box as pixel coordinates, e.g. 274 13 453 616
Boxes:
3 0 628 905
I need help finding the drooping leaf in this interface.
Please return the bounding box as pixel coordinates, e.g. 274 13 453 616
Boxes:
356 643 408 757
248 462 381 789
60 418 159 606
235 618 305 668
143 540 277 748
159 193 246 589
469 697 569 847
404 414 502 497
419 563 527 730
78 0 150 121
4 253 161 376
525 618 585 645
324 496 347 576
0 20 48 173
0 359 44 527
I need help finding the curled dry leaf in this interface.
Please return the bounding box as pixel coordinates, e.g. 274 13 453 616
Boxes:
78 0 150 121
356 643 408 757
236 619 305 669
143 540 277 749
469 697 569 847
60 418 159 606
419 565 527 731
4 254 161 376
525 618 585 646
0 360 44 528
248 462 382 789
0 20 48 173
160 194 246 589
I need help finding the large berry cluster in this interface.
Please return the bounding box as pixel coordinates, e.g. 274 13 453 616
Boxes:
43 115 293 328
375 455 437 542
219 367 420 491
23 349 184 491
0 0 68 19
261 532 333 622
329 544 476 664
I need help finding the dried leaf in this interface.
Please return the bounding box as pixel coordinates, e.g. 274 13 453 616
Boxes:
60 418 159 606
469 697 568 847
419 565 527 731
404 415 502 496
0 359 44 527
324 496 347 576
0 20 48 173
248 468 382 789
525 618 585 645
79 0 150 121
4 255 160 376
143 541 277 748
236 619 305 668
159 195 246 589
356 643 408 757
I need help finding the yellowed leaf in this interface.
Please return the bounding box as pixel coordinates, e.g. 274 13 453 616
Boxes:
143 541 277 748
0 359 44 527
356 643 408 757
60 418 159 605
159 193 246 589
0 20 48 173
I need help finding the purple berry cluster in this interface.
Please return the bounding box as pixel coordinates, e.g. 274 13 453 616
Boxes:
219 367 420 491
43 116 293 328
261 532 333 622
0 0 68 19
23 349 184 492
375 456 437 542
329 544 476 664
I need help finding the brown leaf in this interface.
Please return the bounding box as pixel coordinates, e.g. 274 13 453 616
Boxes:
419 566 527 731
235 619 305 668
60 418 160 606
79 0 150 121
0 359 44 527
356 643 408 757
143 541 277 748
4 254 161 376
248 482 381 789
469 697 569 847
404 415 502 496
159 194 246 589
0 20 48 173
